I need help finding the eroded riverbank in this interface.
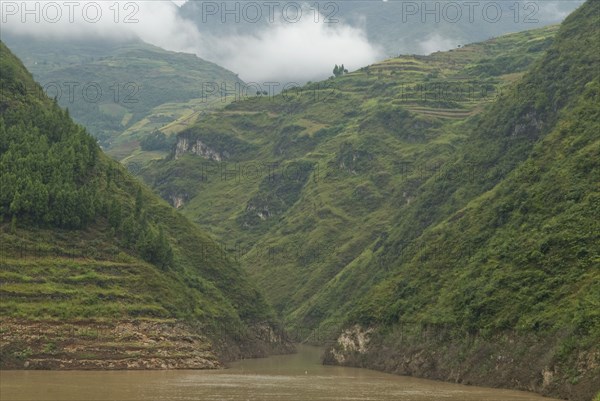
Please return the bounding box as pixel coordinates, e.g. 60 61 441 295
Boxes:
0 319 293 370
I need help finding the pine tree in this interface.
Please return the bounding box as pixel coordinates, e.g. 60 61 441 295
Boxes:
135 187 143 218
155 226 173 269
122 215 138 248
333 64 347 78
10 215 17 234
108 199 122 230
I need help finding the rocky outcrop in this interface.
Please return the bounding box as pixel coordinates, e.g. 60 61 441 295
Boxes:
323 324 600 401
210 321 295 363
512 110 544 139
175 137 228 161
0 319 220 370
327 325 373 364
0 319 294 370
169 194 188 209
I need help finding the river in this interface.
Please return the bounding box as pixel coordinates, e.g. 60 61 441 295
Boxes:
0 345 560 401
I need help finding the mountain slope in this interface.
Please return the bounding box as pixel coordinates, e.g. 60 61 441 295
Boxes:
3 36 244 161
138 23 560 326
0 41 290 369
320 2 599 400
137 1 597 398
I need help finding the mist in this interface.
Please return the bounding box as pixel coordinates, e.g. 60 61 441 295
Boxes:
417 33 458 55
201 18 382 83
0 0 382 83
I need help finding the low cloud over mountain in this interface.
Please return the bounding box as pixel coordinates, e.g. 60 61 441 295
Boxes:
0 0 382 82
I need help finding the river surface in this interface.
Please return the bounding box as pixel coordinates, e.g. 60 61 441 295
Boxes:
1 345 560 401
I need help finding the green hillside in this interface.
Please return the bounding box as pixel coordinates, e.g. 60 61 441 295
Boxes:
139 23 560 317
0 41 290 369
322 2 600 399
3 37 244 162
137 1 598 398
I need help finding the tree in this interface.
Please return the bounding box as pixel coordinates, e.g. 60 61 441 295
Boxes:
122 215 138 248
333 64 348 78
154 226 173 269
135 187 143 218
140 130 172 151
108 199 122 230
136 225 173 269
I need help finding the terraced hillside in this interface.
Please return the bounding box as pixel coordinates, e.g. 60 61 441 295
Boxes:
0 41 290 369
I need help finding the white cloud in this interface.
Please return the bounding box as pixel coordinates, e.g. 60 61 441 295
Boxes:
203 18 382 83
0 0 382 83
417 33 458 55
1 1 203 52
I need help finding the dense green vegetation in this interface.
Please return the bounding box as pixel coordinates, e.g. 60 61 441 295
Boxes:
140 130 176 152
0 41 275 340
0 49 99 229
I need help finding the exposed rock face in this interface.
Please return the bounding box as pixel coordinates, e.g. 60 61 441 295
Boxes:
329 325 373 364
0 319 294 370
208 321 295 363
0 319 220 370
245 202 271 221
323 325 600 401
175 137 229 161
169 194 187 209
512 110 543 139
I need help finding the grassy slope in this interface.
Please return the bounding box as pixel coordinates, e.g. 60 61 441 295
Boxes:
139 23 560 324
0 41 284 367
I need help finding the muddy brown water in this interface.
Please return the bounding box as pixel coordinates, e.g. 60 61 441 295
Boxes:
0 345 560 401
